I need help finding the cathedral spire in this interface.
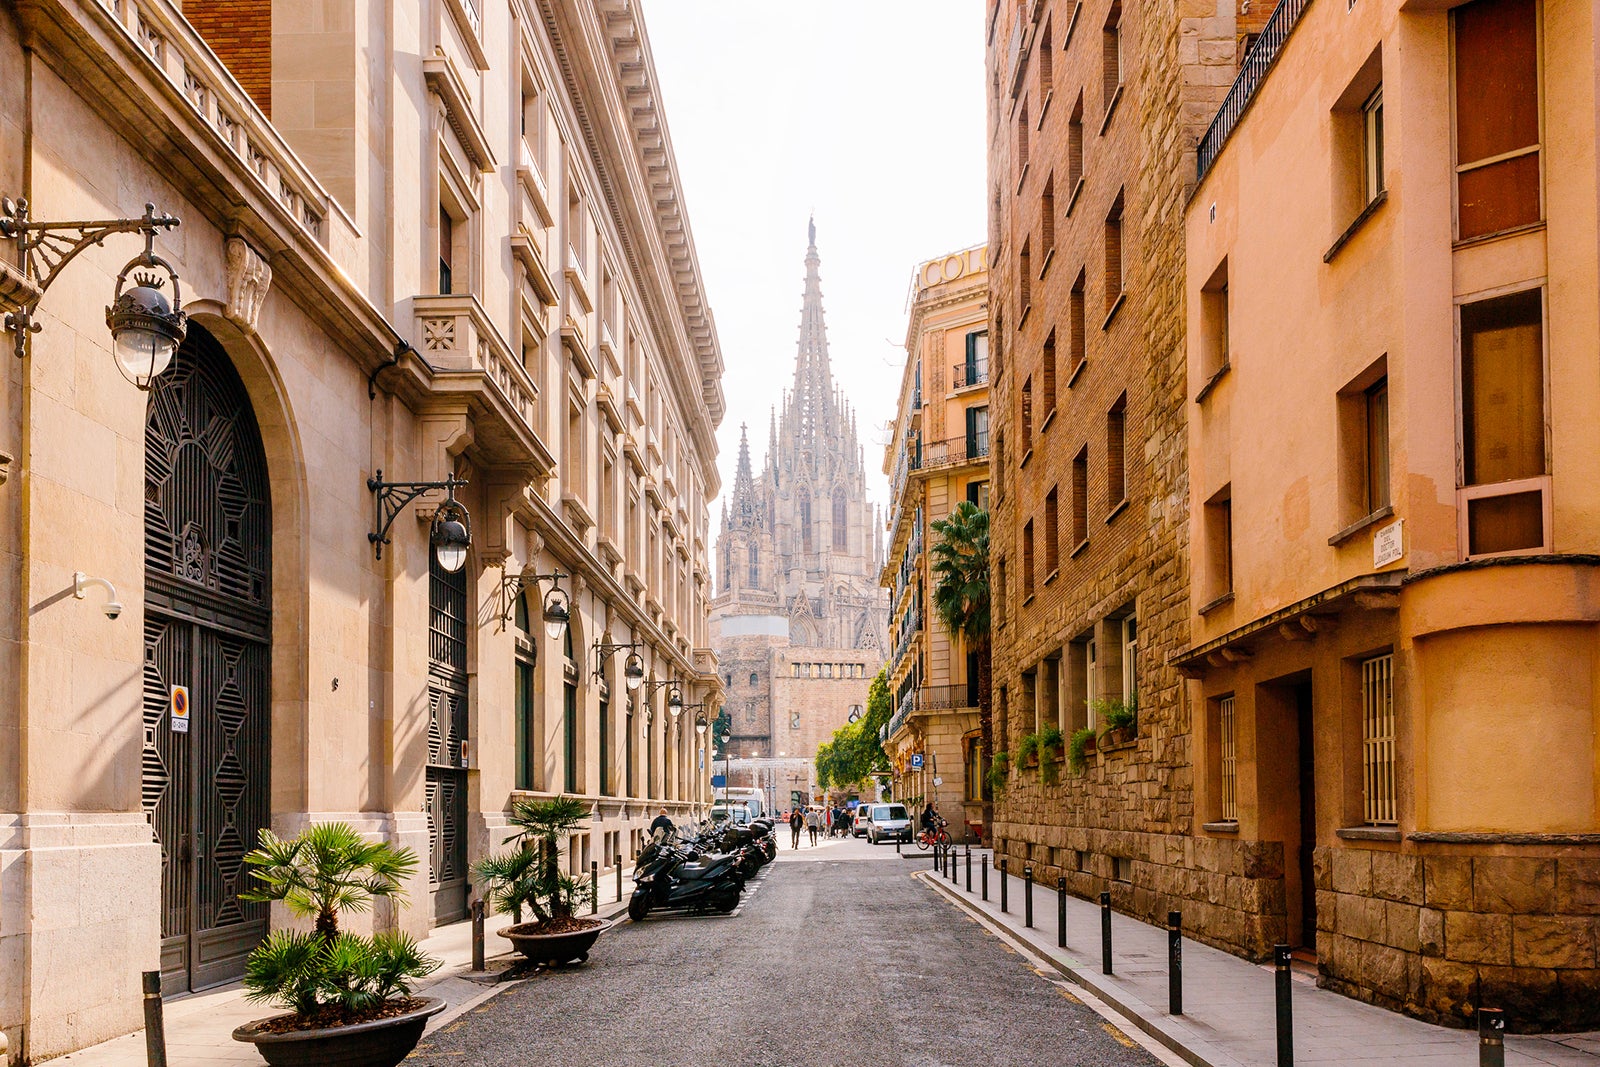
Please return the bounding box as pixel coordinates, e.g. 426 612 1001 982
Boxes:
729 422 760 528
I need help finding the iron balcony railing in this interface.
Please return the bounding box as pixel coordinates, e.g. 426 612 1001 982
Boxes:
1196 0 1313 182
953 361 989 389
919 433 989 472
888 688 917 740
917 683 979 712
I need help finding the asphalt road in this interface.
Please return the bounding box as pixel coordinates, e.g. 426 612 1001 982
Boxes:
407 834 1164 1067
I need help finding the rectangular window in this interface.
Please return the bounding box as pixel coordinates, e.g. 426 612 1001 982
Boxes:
1121 616 1137 709
564 681 578 793
1021 375 1034 452
598 690 611 796
1452 0 1540 239
1104 191 1125 312
1044 487 1060 573
1039 19 1053 96
1070 270 1087 377
1361 653 1397 825
1365 378 1391 512
515 657 536 790
1200 259 1229 381
1103 2 1123 113
1107 394 1127 508
966 405 990 459
1205 487 1234 600
1017 98 1030 175
1460 289 1547 555
1041 174 1055 261
996 556 1008 625
1218 694 1237 821
1067 94 1084 193
1362 85 1385 204
1019 238 1032 315
1071 445 1089 547
1041 330 1057 419
1023 520 1035 594
438 206 454 295
1085 638 1097 727
963 329 989 386
1065 637 1089 733
967 480 991 510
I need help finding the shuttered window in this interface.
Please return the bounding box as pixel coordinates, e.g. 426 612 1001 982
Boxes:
1361 654 1397 825
1452 0 1541 239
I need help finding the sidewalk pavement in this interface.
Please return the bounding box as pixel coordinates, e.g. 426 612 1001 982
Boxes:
916 848 1600 1067
55 881 638 1067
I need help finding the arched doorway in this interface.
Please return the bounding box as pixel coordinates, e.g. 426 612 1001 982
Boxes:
142 323 272 991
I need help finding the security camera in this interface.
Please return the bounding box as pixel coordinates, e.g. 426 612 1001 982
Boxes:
73 572 123 621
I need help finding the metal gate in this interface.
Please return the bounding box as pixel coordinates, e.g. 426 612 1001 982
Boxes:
427 554 469 924
142 325 272 991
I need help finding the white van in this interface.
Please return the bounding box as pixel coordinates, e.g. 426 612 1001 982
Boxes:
864 803 912 845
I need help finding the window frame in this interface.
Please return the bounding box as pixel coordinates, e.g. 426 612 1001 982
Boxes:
1448 0 1545 241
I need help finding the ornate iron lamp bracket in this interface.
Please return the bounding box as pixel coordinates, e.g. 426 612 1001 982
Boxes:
367 470 468 559
497 566 568 629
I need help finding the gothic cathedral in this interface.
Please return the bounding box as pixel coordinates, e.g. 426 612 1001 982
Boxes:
711 223 889 764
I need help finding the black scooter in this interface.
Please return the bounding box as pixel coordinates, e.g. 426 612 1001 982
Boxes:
628 832 744 921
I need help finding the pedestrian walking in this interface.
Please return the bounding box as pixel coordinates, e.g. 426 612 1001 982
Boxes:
789 807 803 849
806 806 821 845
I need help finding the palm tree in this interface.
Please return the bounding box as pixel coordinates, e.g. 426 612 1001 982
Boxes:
929 501 992 791
240 822 418 943
473 796 594 927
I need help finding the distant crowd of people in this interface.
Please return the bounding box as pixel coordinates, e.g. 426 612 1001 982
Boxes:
783 804 855 847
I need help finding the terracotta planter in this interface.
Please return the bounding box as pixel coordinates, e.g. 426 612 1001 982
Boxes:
232 996 445 1067
499 916 611 965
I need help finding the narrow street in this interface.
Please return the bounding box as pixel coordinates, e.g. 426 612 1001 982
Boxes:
406 835 1166 1067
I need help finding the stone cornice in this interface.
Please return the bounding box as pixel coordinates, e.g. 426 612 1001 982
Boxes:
537 0 725 491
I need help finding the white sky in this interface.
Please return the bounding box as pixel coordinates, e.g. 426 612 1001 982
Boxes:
637 1 987 519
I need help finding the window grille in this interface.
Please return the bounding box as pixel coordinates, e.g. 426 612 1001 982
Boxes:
1219 695 1237 821
1362 653 1397 824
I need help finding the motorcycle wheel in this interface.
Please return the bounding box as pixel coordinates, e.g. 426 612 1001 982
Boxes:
627 894 650 922
714 887 740 913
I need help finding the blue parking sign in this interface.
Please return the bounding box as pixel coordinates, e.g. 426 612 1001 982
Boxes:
911 753 924 769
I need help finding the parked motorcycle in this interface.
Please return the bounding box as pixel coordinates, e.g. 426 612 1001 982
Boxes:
628 829 744 921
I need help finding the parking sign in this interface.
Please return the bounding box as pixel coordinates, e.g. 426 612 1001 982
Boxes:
910 753 923 769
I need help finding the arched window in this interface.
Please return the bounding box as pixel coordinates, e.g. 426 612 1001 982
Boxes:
748 543 759 587
833 488 848 550
749 672 758 686
798 492 813 552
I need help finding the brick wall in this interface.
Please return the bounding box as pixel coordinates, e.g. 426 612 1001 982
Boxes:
184 0 272 116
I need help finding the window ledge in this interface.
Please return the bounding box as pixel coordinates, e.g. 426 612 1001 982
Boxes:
1039 408 1057 435
1324 190 1389 264
1105 498 1128 525
1020 447 1034 469
1038 89 1054 127
1018 303 1032 329
1066 358 1087 389
1452 219 1545 251
1039 247 1056 279
1336 826 1402 843
1328 505 1394 547
1203 820 1240 835
1197 590 1234 616
1023 593 1036 608
1099 84 1123 135
1016 162 1031 195
1065 176 1086 217
1043 568 1060 586
1101 291 1126 330
1194 361 1231 404
1070 537 1090 559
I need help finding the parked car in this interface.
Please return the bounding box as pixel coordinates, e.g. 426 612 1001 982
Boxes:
865 803 911 845
852 805 873 837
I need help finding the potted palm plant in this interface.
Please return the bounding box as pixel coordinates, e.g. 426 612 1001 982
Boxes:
475 795 605 966
230 823 443 1067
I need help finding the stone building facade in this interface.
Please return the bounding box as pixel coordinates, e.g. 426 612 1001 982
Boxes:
711 224 887 774
984 0 1278 960
881 244 988 840
1185 0 1600 1030
0 0 721 1058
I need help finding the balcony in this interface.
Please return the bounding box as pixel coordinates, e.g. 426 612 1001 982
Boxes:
412 294 554 472
919 433 989 471
952 360 990 389
917 684 979 712
1196 0 1313 181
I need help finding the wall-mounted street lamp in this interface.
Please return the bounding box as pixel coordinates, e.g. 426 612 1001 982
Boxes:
1 199 187 386
642 676 683 717
367 470 471 569
593 639 645 690
496 564 571 638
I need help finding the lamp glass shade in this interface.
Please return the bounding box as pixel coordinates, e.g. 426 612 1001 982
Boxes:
108 284 183 389
623 655 645 690
668 688 683 715
695 719 707 735
432 517 469 573
542 591 570 640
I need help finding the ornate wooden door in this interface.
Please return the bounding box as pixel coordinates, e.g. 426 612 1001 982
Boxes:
142 326 272 991
427 555 469 924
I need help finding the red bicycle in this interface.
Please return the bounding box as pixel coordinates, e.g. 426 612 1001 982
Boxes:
915 816 952 850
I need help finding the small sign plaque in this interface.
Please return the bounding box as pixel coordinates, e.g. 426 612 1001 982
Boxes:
169 685 190 734
1373 519 1404 567
711 774 727 788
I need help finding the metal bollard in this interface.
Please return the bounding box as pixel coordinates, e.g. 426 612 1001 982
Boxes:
982 854 989 900
965 846 972 892
1000 857 1009 913
1057 876 1067 948
1024 865 1034 928
950 846 958 884
1275 943 1294 1066
590 860 598 915
1168 911 1183 1015
1478 1007 1505 1067
617 853 624 902
1100 891 1113 975
470 899 486 971
141 970 168 1067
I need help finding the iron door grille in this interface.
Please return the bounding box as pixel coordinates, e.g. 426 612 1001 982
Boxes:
427 554 470 923
1362 654 1398 825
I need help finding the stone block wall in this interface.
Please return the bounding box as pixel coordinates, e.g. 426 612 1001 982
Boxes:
1317 847 1600 1031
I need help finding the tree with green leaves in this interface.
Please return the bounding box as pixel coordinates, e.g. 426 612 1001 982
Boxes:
930 501 992 775
815 669 892 791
